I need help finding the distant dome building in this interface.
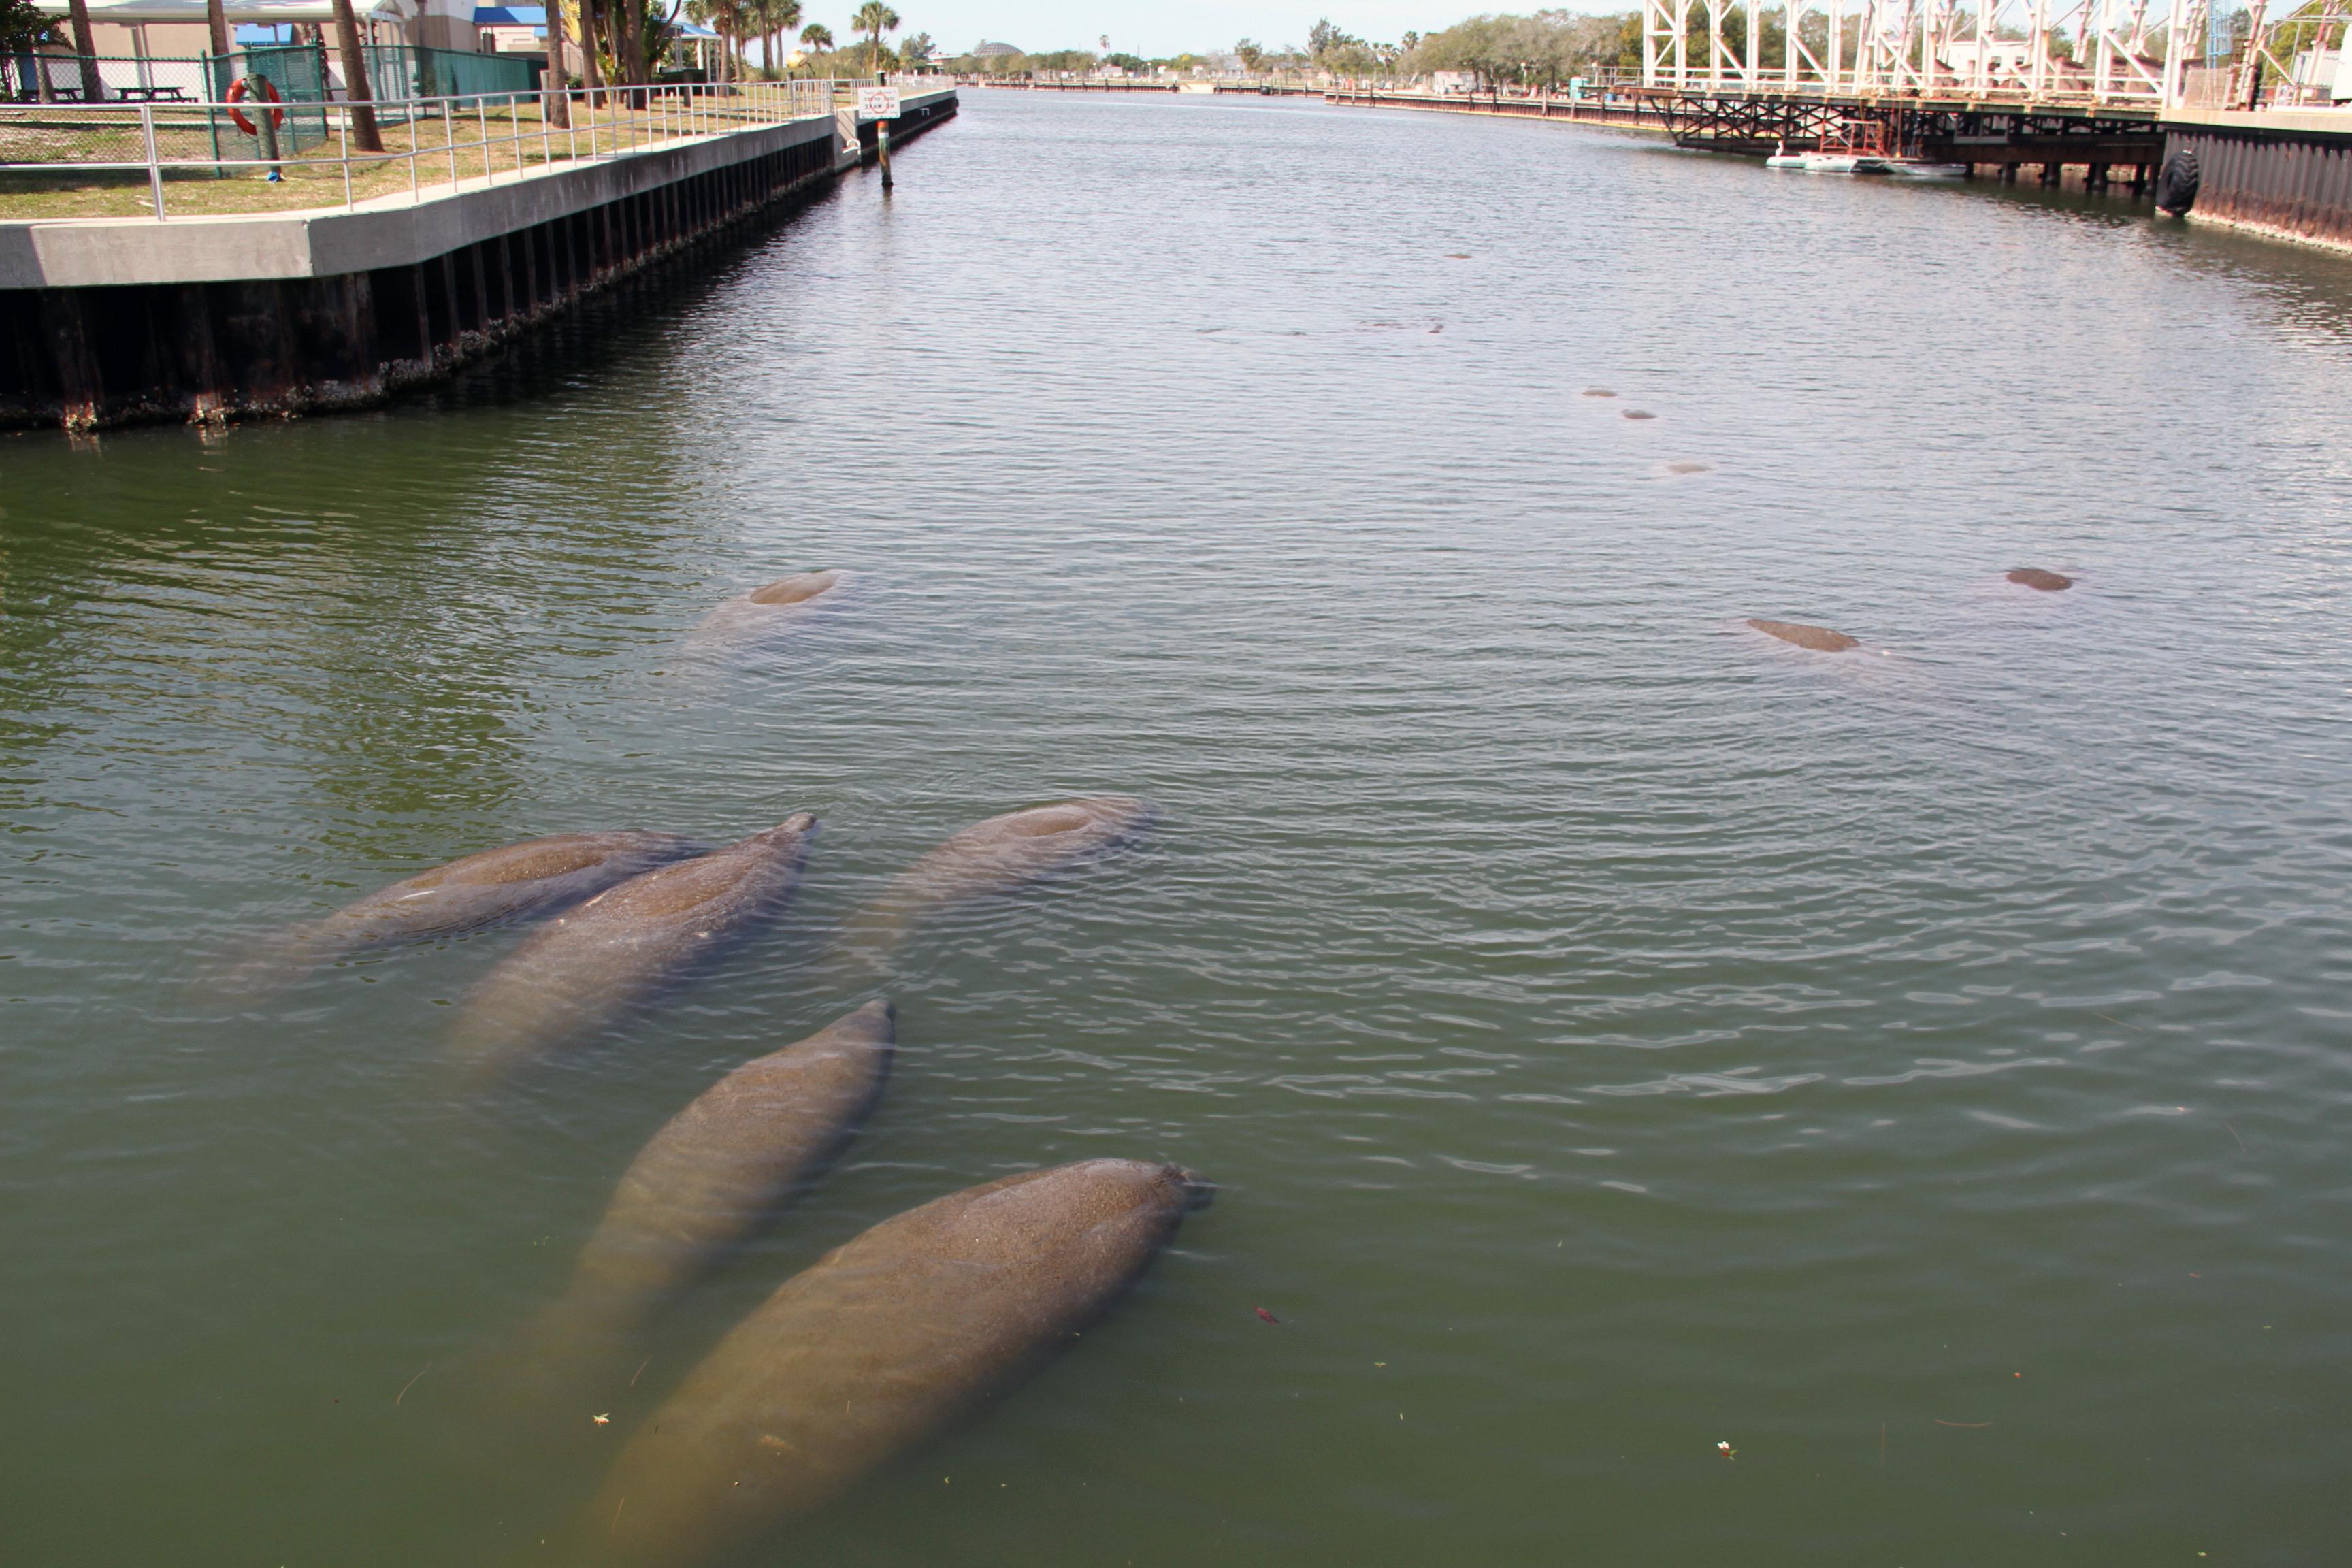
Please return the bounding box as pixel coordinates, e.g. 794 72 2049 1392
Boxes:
972 40 1022 57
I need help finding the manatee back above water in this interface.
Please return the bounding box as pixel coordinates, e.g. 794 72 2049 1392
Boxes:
220 830 701 995
850 798 1153 957
587 1158 1209 1568
529 999 896 1371
445 815 817 1080
687 570 849 654
1746 617 1860 653
2006 567 2074 591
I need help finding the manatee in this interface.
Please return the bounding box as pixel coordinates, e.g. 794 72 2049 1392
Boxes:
446 815 817 1079
527 1000 895 1373
689 571 847 652
585 1158 1210 1567
221 831 701 994
847 797 1152 957
2006 568 2073 591
1747 618 1859 653
1622 409 1657 420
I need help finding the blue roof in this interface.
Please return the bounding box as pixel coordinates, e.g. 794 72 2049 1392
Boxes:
472 5 545 23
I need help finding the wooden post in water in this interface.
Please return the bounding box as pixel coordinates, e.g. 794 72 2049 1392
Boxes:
877 118 892 189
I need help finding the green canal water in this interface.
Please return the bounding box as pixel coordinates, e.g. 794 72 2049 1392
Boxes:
5 91 2352 1567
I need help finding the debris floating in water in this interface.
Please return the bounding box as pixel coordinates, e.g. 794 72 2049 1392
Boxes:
1718 1440 1735 1459
591 1412 611 1426
1254 1306 1281 1325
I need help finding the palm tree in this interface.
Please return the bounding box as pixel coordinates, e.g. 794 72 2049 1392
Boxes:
755 0 800 75
577 0 605 91
850 0 898 75
328 0 382 150
542 0 570 124
64 0 100 99
799 20 832 51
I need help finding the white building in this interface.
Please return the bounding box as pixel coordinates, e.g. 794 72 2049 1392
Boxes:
31 0 476 61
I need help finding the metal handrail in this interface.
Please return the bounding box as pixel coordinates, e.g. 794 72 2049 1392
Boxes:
1 78 854 220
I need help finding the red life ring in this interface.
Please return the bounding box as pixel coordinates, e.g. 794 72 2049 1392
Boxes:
226 75 286 136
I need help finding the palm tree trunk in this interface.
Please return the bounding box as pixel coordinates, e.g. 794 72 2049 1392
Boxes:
204 0 229 66
328 0 383 151
65 0 101 100
578 0 604 91
622 0 644 86
542 0 570 126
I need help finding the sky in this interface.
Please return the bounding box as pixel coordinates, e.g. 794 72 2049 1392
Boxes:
800 1 1595 59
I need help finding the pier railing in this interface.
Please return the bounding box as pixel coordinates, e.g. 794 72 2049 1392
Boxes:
0 78 845 220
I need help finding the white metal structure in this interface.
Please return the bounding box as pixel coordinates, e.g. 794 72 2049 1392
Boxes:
1637 0 2350 111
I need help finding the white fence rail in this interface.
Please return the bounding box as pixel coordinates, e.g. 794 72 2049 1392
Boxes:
0 78 847 219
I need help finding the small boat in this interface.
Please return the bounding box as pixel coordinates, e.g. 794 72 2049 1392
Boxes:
1775 120 1895 175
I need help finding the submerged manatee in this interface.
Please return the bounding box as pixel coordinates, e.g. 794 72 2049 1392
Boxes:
586 1158 1209 1567
2006 568 2074 591
847 797 1152 957
689 571 847 653
1747 618 1859 653
446 815 817 1080
223 831 700 994
528 1000 895 1371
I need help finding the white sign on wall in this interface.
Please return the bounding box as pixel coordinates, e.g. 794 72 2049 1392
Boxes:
856 84 902 121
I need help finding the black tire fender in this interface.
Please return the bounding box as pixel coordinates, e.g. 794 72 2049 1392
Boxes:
2155 148 2201 216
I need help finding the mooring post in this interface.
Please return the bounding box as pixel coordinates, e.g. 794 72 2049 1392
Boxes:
878 119 893 190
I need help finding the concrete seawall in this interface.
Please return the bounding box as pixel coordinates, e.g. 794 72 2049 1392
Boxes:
0 86 955 429
2159 108 2352 259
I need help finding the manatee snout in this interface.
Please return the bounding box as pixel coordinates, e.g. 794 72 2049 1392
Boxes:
1175 1166 1218 1211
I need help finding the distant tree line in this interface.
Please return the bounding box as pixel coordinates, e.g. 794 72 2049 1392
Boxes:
935 2 2275 91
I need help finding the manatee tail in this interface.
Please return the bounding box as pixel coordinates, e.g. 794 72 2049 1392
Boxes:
189 922 343 1007
504 1286 651 1411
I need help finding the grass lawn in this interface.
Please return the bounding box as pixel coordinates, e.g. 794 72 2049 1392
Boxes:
0 102 798 220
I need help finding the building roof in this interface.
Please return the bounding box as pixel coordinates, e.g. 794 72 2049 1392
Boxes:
472 5 544 22
970 40 1022 56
